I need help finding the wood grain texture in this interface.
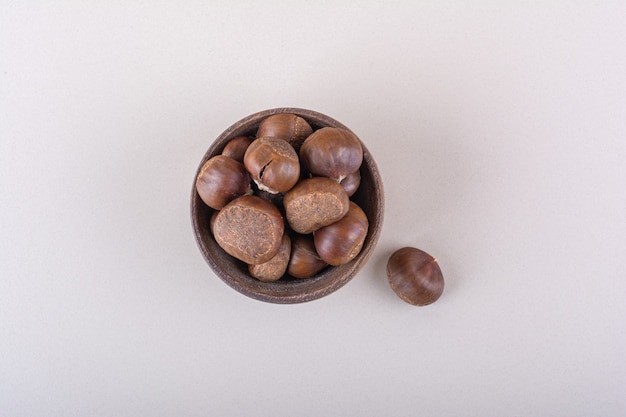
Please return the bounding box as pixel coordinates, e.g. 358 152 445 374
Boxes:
191 108 384 304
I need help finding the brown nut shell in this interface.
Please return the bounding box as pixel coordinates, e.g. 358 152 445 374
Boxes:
222 136 252 162
212 195 284 265
314 201 369 266
339 170 361 197
257 113 313 152
300 127 363 181
248 234 291 282
283 177 350 234
386 247 444 306
195 155 252 210
287 235 328 279
244 137 300 194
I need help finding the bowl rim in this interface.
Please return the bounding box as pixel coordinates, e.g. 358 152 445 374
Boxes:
191 107 384 304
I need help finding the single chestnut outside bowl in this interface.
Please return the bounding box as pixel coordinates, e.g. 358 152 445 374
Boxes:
191 108 384 304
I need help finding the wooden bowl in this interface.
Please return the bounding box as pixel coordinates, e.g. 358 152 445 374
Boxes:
191 108 384 303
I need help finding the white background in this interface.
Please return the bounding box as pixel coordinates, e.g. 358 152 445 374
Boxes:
2 2 625 416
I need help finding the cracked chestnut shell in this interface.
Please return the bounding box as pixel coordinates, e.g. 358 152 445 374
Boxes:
386 247 444 306
256 113 313 152
195 155 252 210
212 195 284 265
300 127 363 181
283 177 350 234
314 201 369 266
244 137 300 194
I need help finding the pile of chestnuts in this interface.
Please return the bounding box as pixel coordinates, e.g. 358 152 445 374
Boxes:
195 113 369 282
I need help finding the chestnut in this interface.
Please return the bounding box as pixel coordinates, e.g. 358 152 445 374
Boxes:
244 137 300 194
300 127 363 181
248 234 291 282
221 135 252 162
314 201 368 266
386 247 444 306
283 177 350 234
256 113 313 152
212 195 284 265
339 170 361 197
196 155 252 210
287 235 328 279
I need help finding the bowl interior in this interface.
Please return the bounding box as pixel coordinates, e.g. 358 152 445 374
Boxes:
191 108 384 303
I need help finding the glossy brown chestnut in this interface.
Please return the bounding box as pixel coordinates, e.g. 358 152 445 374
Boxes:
248 234 291 282
283 177 350 234
287 235 328 279
221 136 252 162
196 155 252 210
212 195 284 265
314 201 369 266
339 170 361 197
386 247 444 306
256 113 313 152
244 137 300 194
300 127 363 181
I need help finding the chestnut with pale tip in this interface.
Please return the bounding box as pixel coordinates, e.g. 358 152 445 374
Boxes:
283 177 350 234
287 235 328 279
300 127 363 182
244 137 300 194
195 155 252 210
386 247 444 306
339 170 361 197
314 201 369 266
212 195 284 265
248 234 291 282
221 135 252 162
256 113 313 152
